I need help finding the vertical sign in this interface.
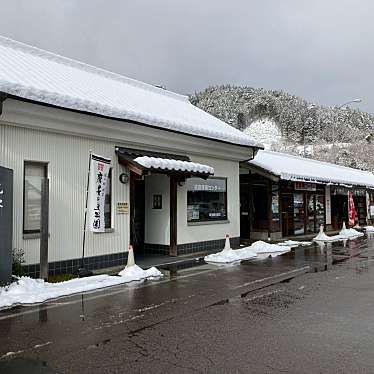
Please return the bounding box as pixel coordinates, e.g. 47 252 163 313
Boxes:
325 185 331 225
87 154 111 232
348 191 356 227
366 191 371 221
0 166 13 286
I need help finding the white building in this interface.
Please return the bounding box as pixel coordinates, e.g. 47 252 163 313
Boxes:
0 36 261 276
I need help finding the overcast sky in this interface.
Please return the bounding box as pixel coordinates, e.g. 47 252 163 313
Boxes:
1 0 373 112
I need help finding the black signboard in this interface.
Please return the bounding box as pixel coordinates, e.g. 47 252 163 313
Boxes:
0 166 13 286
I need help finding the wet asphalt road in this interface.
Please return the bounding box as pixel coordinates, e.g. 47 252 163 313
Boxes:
1 236 374 373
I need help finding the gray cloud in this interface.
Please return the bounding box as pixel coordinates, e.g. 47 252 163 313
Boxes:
1 0 373 112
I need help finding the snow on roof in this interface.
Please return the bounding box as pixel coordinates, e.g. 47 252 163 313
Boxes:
249 150 374 188
134 156 214 175
0 36 261 148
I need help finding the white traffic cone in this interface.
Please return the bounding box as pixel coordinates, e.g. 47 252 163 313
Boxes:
319 224 324 234
342 221 347 230
223 234 231 251
126 245 135 268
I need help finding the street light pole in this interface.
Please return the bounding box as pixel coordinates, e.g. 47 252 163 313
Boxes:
338 98 362 109
331 98 363 162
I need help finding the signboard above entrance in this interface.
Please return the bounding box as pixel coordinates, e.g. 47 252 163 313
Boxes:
294 182 316 191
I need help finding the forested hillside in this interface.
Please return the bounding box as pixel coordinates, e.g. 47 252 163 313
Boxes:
191 86 374 171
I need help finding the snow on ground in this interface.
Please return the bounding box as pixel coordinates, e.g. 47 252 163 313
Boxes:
313 225 364 242
278 240 313 248
364 226 374 232
118 265 162 281
0 266 163 310
204 247 257 264
339 226 364 238
204 240 302 264
313 231 344 242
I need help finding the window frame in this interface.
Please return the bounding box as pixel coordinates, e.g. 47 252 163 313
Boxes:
187 176 228 224
23 161 48 235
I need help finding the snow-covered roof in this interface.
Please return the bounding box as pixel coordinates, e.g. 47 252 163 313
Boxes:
134 156 214 175
249 150 374 188
0 36 261 148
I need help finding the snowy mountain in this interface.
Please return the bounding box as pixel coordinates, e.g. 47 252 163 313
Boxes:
191 86 374 171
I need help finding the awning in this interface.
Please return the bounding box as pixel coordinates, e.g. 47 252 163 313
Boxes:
116 147 214 178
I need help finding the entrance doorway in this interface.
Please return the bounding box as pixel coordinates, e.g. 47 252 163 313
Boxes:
281 194 294 236
240 174 250 241
130 171 145 254
331 195 348 230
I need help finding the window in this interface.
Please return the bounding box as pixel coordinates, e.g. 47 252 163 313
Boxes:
23 162 48 233
104 168 112 229
187 177 227 222
153 194 162 209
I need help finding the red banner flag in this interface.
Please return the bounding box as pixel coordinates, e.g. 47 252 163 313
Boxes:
348 192 356 227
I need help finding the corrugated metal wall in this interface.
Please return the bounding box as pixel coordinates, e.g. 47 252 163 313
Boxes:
0 123 129 265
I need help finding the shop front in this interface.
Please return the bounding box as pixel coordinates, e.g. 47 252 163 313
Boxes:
239 170 328 241
330 186 368 229
242 150 374 242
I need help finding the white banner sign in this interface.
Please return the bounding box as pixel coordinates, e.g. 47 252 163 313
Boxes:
87 153 111 232
325 185 331 225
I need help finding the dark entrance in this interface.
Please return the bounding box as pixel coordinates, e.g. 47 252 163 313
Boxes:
240 174 251 241
281 194 294 236
130 171 145 253
331 195 348 230
0 166 13 286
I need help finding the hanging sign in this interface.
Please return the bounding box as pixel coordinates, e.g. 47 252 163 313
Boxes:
87 154 111 232
325 185 331 225
294 182 316 191
348 191 356 227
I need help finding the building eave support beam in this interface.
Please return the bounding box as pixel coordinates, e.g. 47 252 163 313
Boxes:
0 92 8 116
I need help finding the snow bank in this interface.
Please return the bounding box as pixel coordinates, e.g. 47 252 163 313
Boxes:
204 247 257 264
339 227 364 238
250 241 291 255
118 265 162 281
313 223 364 242
313 231 343 242
278 240 312 248
204 240 291 264
0 267 163 309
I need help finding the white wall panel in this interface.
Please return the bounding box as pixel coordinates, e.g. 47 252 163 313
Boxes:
0 123 130 265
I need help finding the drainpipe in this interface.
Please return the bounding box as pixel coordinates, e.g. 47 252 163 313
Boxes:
0 92 8 116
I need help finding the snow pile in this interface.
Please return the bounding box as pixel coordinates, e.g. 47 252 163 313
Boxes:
339 226 364 238
204 247 257 264
313 223 364 242
313 231 343 242
278 240 312 248
0 269 161 309
204 239 291 264
250 241 291 254
134 156 214 175
118 265 162 281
